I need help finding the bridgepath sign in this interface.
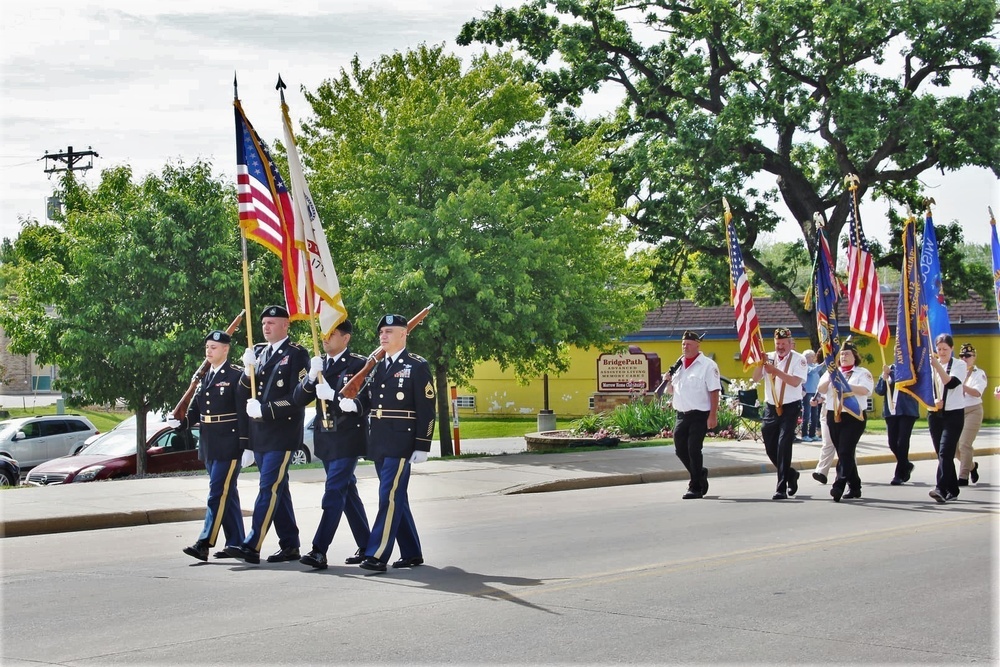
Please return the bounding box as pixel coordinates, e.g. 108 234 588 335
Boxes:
596 350 661 393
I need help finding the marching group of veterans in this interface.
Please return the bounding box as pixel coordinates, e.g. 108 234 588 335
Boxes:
664 328 988 504
180 306 435 572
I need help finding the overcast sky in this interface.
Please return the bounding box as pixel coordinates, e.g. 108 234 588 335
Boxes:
2 0 997 252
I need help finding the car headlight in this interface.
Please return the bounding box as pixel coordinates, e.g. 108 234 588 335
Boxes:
74 465 106 482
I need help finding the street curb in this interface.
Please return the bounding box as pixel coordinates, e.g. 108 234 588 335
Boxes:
506 447 999 495
0 507 206 538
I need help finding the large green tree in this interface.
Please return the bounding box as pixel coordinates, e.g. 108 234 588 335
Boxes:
0 162 253 474
298 45 655 454
460 0 1000 341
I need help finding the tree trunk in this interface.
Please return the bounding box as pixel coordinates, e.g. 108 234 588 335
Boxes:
434 366 453 457
135 399 149 477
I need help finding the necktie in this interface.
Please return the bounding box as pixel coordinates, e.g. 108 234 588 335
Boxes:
204 370 215 388
260 347 271 367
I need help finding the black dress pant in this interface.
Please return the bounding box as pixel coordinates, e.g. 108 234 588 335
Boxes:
761 402 800 493
928 409 964 496
674 410 709 490
828 413 866 492
886 414 916 480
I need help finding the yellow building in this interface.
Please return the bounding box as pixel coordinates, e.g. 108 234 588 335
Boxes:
456 292 999 422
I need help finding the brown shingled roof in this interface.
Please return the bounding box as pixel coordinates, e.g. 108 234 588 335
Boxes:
638 291 994 338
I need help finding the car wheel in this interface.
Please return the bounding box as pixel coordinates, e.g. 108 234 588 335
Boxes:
0 470 15 487
290 447 309 466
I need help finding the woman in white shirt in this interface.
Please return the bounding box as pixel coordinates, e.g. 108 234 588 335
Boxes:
816 341 873 502
956 343 987 487
927 334 968 503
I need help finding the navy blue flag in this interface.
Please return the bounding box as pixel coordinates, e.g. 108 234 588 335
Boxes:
896 214 936 408
991 208 1000 329
814 227 863 419
919 212 951 340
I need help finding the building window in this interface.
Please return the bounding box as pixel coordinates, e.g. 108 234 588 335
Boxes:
455 395 475 409
588 396 595 411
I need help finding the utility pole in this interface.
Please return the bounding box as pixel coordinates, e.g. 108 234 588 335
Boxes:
43 146 99 175
42 146 99 220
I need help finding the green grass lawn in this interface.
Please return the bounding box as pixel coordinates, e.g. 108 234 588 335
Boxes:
0 405 130 433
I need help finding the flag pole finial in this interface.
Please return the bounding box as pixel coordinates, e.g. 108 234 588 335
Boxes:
923 197 936 214
813 211 825 229
276 74 287 103
233 72 239 101
844 174 860 191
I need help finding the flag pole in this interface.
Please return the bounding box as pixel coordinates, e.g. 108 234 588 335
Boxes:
845 174 888 369
235 75 257 398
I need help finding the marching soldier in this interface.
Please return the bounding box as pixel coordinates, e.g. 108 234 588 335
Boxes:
339 313 435 572
181 329 248 561
292 319 372 569
226 305 310 564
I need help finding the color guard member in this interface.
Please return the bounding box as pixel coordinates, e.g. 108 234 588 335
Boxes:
292 319 372 570
666 330 720 499
339 313 435 572
956 343 985 487
927 333 967 503
181 329 248 561
227 305 310 564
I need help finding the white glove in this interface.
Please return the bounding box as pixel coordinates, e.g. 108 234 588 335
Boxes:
409 450 428 465
316 382 337 401
191 373 201 385
339 397 358 413
246 399 262 419
166 419 182 429
309 356 324 380
241 348 257 372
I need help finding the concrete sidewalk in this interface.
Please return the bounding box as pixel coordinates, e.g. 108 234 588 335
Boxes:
1 428 996 538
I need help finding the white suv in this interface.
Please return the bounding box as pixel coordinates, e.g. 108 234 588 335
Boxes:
0 415 99 468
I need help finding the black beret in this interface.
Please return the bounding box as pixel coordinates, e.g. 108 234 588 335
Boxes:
335 319 353 335
377 314 408 332
260 305 289 320
204 330 231 344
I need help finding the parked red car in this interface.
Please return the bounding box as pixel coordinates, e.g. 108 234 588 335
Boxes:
25 421 203 485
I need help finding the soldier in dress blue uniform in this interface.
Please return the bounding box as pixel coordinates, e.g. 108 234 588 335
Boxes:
339 313 435 572
292 319 372 570
226 305 310 565
181 329 249 562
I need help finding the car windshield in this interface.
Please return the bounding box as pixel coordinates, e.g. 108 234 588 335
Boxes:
79 421 168 457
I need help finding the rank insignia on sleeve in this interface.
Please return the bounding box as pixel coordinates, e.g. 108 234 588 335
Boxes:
425 382 435 399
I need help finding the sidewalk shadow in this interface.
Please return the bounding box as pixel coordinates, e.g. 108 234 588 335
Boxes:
345 565 561 615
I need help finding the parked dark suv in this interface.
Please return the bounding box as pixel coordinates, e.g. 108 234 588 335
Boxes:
0 415 99 469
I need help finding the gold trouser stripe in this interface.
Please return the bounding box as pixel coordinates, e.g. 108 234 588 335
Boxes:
372 458 407 561
252 451 291 553
208 459 240 546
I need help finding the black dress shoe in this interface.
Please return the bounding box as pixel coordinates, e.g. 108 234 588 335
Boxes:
831 487 843 503
903 462 914 483
928 488 946 504
682 491 703 500
183 543 209 562
700 468 709 496
843 488 862 499
971 462 979 484
214 550 234 559
359 557 387 572
266 547 301 563
945 491 959 501
788 469 799 497
392 556 424 568
225 544 261 564
300 550 328 570
345 548 365 565
957 478 969 486
772 492 787 500
890 477 903 486
812 472 828 485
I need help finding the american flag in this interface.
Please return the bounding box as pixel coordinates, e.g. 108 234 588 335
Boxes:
234 100 303 317
847 197 888 346
724 206 765 371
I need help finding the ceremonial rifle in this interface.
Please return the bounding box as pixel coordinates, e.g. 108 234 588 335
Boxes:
340 304 434 399
171 310 245 420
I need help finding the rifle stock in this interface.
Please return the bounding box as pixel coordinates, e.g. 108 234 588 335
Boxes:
171 310 246 421
340 304 434 399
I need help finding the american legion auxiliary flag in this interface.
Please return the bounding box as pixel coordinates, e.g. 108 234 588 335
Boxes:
990 207 1000 329
919 211 951 341
895 213 935 408
847 197 888 346
723 201 765 371
815 225 863 419
280 99 348 338
234 99 304 317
